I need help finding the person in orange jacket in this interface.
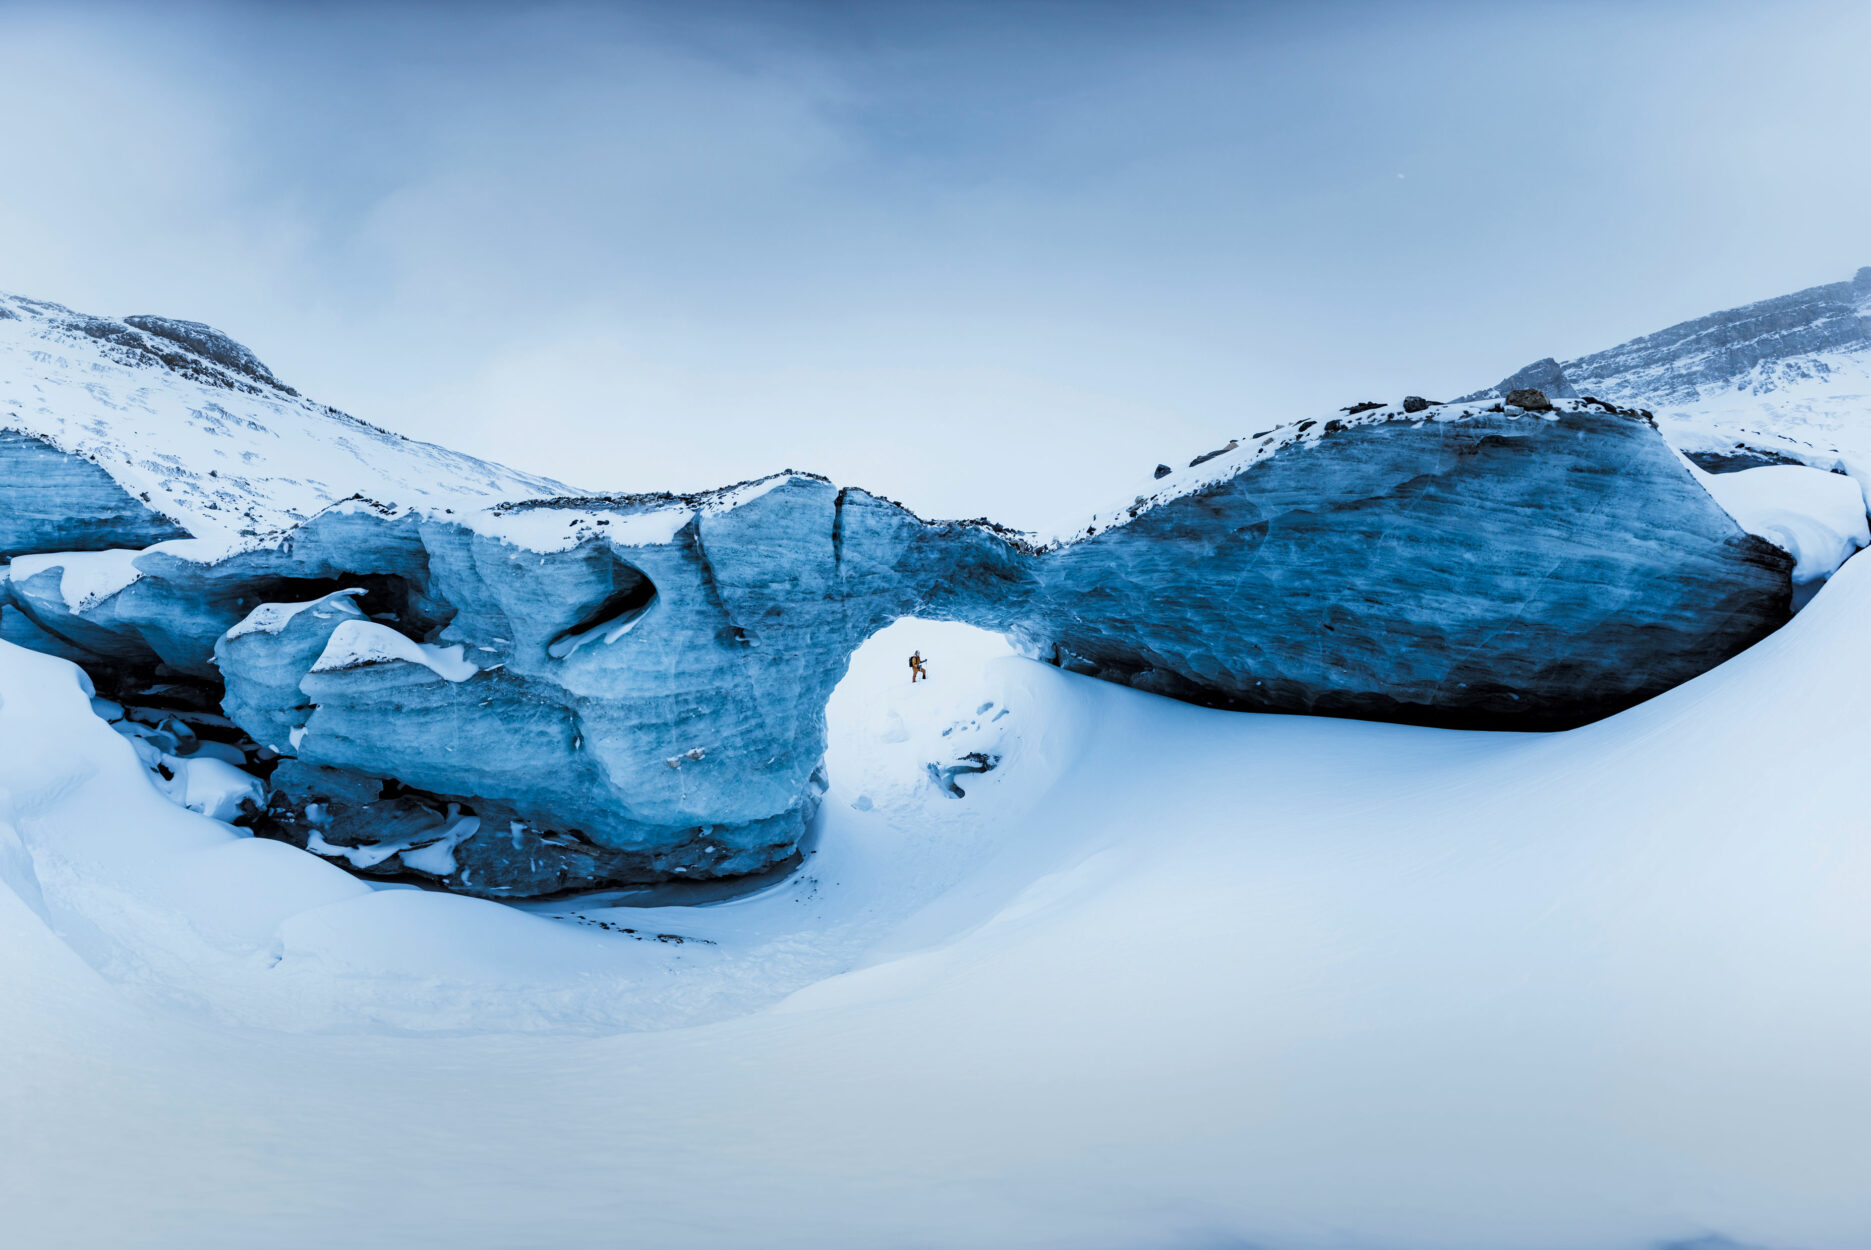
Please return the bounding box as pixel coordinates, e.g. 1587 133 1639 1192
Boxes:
909 651 929 683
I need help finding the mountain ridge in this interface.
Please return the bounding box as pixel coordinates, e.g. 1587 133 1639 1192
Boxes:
0 291 576 547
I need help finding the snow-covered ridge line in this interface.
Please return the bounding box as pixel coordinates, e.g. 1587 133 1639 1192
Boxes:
1453 266 1871 498
0 289 577 542
1042 392 1658 550
470 469 1043 555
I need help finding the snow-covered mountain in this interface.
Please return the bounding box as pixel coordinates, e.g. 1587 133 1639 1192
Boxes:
1462 266 1871 472
0 292 574 546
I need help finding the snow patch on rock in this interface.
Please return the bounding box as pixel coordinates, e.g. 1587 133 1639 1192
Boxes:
311 620 479 683
225 588 367 641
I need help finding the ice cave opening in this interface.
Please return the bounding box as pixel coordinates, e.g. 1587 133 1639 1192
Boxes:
546 557 657 659
824 616 1025 813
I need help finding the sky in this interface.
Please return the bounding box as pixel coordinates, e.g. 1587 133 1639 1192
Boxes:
1 0 1868 530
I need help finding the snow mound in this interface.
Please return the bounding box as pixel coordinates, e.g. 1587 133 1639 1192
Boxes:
311 620 479 682
1690 460 1869 585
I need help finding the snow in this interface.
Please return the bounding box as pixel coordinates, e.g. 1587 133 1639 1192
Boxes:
165 754 267 823
466 474 805 555
1689 460 1870 584
0 295 573 539
1651 350 1871 465
225 588 365 640
307 810 482 876
4 546 145 611
4 534 260 610
310 619 479 682
544 599 653 658
5 552 1871 1245
469 500 694 553
1040 398 1525 547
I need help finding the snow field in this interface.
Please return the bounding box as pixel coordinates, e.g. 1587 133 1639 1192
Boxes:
1687 459 1869 584
3 578 1871 1245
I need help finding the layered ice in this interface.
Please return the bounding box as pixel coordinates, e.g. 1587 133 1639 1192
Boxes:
1 286 1856 898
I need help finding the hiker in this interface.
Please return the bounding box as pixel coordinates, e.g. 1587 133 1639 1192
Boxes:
909 651 929 683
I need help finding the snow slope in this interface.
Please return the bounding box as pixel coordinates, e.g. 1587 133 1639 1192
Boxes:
0 293 573 540
1458 267 1871 494
5 556 1871 1246
1651 351 1871 483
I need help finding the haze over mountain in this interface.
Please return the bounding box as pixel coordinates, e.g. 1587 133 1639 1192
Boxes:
2 1 1868 529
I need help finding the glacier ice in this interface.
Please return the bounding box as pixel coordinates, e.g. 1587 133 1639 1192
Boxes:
0 286 1847 898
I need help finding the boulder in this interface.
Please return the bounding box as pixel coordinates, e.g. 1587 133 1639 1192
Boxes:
1503 387 1553 411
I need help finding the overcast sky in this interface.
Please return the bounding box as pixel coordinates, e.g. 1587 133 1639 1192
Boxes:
2 0 1867 528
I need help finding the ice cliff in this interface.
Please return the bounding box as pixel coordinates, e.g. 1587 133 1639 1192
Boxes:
0 286 1841 897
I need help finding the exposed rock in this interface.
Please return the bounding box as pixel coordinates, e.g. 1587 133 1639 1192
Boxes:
1683 445 1813 475
1188 440 1238 468
1154 464 1172 479
1402 395 1431 413
1460 267 1871 414
1503 387 1553 411
1460 357 1577 404
123 315 295 394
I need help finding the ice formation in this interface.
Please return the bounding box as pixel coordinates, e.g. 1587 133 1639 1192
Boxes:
2 280 1866 897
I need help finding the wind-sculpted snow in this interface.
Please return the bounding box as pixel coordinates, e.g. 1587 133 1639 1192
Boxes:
1 386 1799 896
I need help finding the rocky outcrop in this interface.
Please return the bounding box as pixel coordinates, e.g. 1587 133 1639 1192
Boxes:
122 315 298 394
1463 357 1578 403
0 290 571 546
1503 387 1554 411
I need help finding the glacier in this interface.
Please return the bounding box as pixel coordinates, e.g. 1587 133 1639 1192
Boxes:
0 285 1811 895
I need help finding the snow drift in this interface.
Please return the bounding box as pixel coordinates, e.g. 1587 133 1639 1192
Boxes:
4 558 1871 1246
